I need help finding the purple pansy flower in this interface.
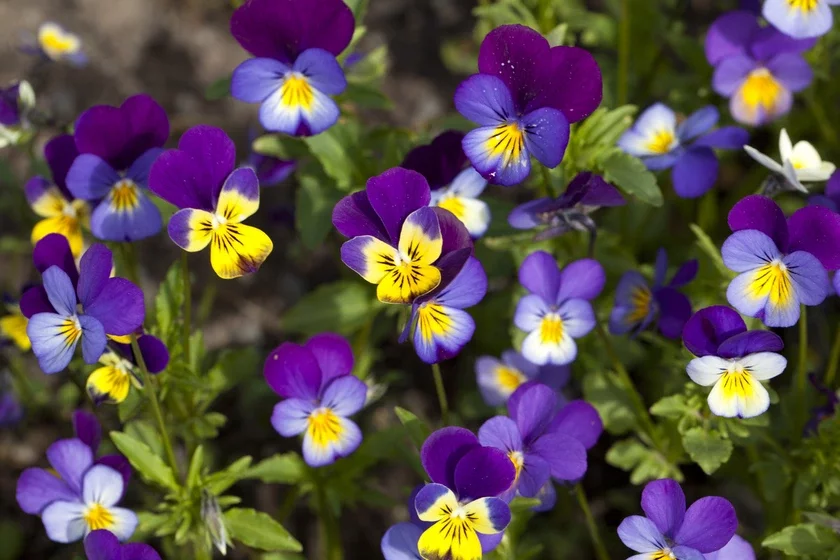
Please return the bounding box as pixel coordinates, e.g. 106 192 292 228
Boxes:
415 427 515 559
402 131 491 238
149 125 274 279
722 194 840 327
610 248 698 339
454 24 602 186
265 333 366 467
65 95 170 242
230 0 354 136
84 529 161 560
808 172 840 295
475 349 570 407
514 251 605 366
763 0 840 39
23 238 145 374
508 172 625 244
683 306 787 418
617 105 748 198
705 11 815 126
705 535 755 560
332 167 473 304
618 478 738 560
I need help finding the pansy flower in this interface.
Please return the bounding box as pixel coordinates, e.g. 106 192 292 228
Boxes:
332 167 472 304
610 248 697 339
87 334 169 405
508 172 625 243
514 251 605 365
454 24 602 186
475 349 570 407
705 11 815 126
683 306 787 418
265 333 366 467
84 529 162 560
617 104 748 198
402 131 491 238
618 478 737 560
26 135 90 256
230 0 354 136
805 374 840 434
25 22 87 66
722 195 840 327
1 294 31 351
479 383 588 501
72 410 132 486
66 95 170 242
744 128 835 194
0 81 35 149
808 172 840 295
149 125 274 279
415 427 515 559
21 235 145 374
764 0 840 39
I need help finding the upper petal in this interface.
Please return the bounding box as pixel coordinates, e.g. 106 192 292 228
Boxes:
704 11 759 65
510 383 556 444
548 400 603 449
641 479 686 538
84 278 145 336
82 464 124 507
320 375 367 416
716 330 784 359
42 266 77 316
305 332 354 384
478 416 523 453
682 306 747 357
77 244 114 309
366 168 432 245
727 195 789 250
787 205 840 270
264 342 322 400
231 57 289 103
532 45 602 121
420 427 480 488
673 497 737 553
557 258 605 302
454 446 516 501
519 250 561 302
47 438 94 495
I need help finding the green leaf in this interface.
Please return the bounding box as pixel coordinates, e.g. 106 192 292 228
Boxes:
598 150 663 206
186 445 204 490
681 428 733 475
204 76 231 101
689 223 733 278
302 122 362 191
206 456 254 495
576 105 637 148
606 438 683 485
296 175 343 249
252 134 310 161
109 431 179 491
394 407 431 450
339 83 392 110
762 523 840 556
153 260 184 344
650 394 691 419
243 453 306 485
582 370 636 435
282 281 380 336
224 508 302 552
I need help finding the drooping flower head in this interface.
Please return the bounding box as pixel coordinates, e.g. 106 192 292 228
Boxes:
705 11 815 126
744 128 835 194
514 251 604 366
27 22 87 66
23 237 145 374
402 131 491 238
65 95 170 242
454 24 602 186
230 0 354 136
610 248 697 339
618 478 738 560
87 334 169 405
265 333 366 467
149 125 274 279
763 0 840 39
475 349 570 407
683 305 787 418
415 427 515 559
722 195 840 327
1 293 31 351
84 529 162 560
617 104 749 198
332 167 473 304
25 135 90 256
508 172 625 243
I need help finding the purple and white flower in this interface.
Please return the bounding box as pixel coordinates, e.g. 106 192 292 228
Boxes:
475 350 570 407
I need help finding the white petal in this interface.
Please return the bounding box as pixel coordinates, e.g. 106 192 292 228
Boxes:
82 464 124 507
41 500 86 543
736 381 771 418
744 145 784 174
741 352 787 381
457 197 491 238
798 161 836 182
108 507 139 541
778 129 793 161
707 380 740 418
686 356 729 386
521 328 576 366
790 140 822 169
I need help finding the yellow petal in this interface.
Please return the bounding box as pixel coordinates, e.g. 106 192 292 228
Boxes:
209 222 273 279
0 313 31 351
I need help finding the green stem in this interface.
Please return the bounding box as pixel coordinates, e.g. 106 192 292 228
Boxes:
825 325 840 387
539 162 557 198
181 252 192 362
315 476 343 560
131 334 179 477
575 485 610 560
119 243 141 287
431 363 450 426
277 486 302 523
797 305 808 395
617 0 630 105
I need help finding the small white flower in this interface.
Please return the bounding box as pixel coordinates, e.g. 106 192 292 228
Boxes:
744 129 835 192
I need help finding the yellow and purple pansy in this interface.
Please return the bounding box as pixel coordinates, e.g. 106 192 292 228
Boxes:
86 334 169 405
475 350 570 407
149 125 274 280
29 22 87 66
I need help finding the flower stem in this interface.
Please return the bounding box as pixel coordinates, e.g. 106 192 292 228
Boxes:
119 243 141 287
315 473 343 560
131 334 179 477
797 305 808 395
431 363 450 426
824 325 840 387
575 484 610 560
617 0 630 105
181 252 192 363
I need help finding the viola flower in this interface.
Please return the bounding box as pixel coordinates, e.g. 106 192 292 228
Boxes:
66 95 170 242
454 24 602 186
28 22 87 66
514 251 605 366
87 334 169 405
0 81 35 149
149 125 274 279
744 128 835 194
610 248 697 339
22 237 145 374
809 172 840 295
332 167 473 304
764 0 840 39
230 0 354 136
683 306 787 418
84 529 162 560
705 11 815 126
404 257 486 364
265 333 366 467
416 427 515 559
402 131 491 238
17 438 137 543
706 535 756 560
722 195 840 327
617 105 748 198
618 478 738 560
508 172 625 242
25 135 90 256
1 295 31 351
479 383 588 501
475 349 570 407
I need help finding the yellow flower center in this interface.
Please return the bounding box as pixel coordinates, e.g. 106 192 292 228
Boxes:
59 317 83 347
307 407 342 448
788 0 819 11
83 503 115 531
486 122 525 165
437 195 466 222
740 68 783 113
651 549 676 560
539 314 564 345
508 450 524 482
496 366 527 392
749 260 792 306
110 179 140 213
628 285 653 324
281 74 314 110
646 129 677 155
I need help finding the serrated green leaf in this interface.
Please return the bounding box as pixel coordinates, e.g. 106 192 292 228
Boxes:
681 428 733 475
206 456 254 495
243 453 306 485
598 150 663 206
650 394 690 419
225 508 302 552
762 523 840 556
394 407 431 450
302 122 362 191
153 260 184 344
109 431 179 490
282 281 381 336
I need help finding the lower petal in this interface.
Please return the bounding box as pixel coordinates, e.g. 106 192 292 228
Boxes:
672 147 718 198
41 500 87 543
708 375 770 418
557 299 596 338
785 250 830 306
301 415 361 467
381 523 423 560
209 223 274 279
462 497 511 534
167 208 215 252
521 328 577 366
463 124 531 187
90 188 162 242
86 366 132 404
413 304 475 364
726 270 770 320
105 507 139 541
521 107 570 168
26 312 82 374
376 263 441 304
418 519 482 560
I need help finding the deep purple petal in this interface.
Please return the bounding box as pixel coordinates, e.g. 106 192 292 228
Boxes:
669 260 699 288
766 52 813 93
712 55 757 97
401 131 467 190
510 383 556 444
694 127 750 149
118 94 170 168
84 278 145 336
704 11 758 65
787 205 840 270
454 74 516 126
420 427 480 489
655 287 692 339
33 233 78 284
76 244 114 309
717 330 784 359
332 191 390 241
433 206 473 257
727 195 788 250
672 147 719 199
576 173 626 207
366 168 432 244
519 251 561 302
677 106 718 142
72 410 101 453
535 363 572 392
641 479 686 538
521 107 569 168
548 400 603 449
304 333 353 385
19 286 52 318
44 134 80 195
557 258 605 302
673 497 738 553
84 529 121 560
73 105 130 169
530 432 587 482
453 446 516 501
137 334 169 374
16 467 77 514
682 305 747 357
264 342 322 400
533 45 603 122
750 25 818 62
